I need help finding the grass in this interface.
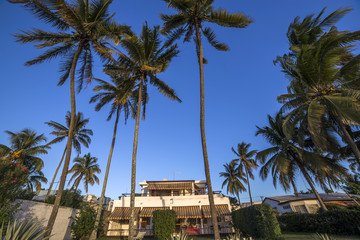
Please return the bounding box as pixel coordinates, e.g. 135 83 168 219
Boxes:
99 233 360 240
282 233 360 240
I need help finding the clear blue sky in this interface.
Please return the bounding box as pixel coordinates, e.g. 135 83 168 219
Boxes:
1 0 359 202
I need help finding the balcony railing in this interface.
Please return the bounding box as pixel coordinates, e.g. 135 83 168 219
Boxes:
106 226 234 237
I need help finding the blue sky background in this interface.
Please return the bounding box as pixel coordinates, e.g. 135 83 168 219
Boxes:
1 0 359 202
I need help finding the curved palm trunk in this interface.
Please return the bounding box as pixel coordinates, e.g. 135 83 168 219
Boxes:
297 163 328 211
236 191 242 208
336 179 360 207
333 114 360 163
290 178 299 197
128 77 144 240
245 167 253 206
45 147 67 201
90 107 120 240
45 42 83 238
195 20 220 240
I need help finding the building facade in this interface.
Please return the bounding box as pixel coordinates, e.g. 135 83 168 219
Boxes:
263 193 360 215
107 180 233 237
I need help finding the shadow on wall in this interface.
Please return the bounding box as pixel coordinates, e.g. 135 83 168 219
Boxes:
13 199 79 240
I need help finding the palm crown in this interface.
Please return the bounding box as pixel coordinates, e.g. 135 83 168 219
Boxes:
45 111 93 153
105 23 181 107
14 0 132 90
68 153 101 193
161 0 253 58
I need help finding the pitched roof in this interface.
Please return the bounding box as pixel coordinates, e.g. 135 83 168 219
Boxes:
139 207 170 217
173 206 201 218
148 182 193 190
265 193 360 204
202 204 231 218
108 207 140 220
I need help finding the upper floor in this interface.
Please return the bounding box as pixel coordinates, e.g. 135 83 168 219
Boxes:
139 179 207 197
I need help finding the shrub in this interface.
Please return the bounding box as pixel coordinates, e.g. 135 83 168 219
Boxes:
232 204 282 240
153 210 176 240
71 203 97 240
0 219 49 240
45 189 83 209
0 158 29 228
277 210 360 235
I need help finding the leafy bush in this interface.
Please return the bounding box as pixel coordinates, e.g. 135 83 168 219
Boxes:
232 204 282 240
71 203 97 240
277 210 360 235
0 158 29 227
153 210 176 240
0 219 49 240
45 189 83 209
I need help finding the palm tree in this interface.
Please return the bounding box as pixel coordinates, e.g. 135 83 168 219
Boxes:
45 111 93 201
88 74 137 240
68 153 101 193
256 113 348 211
11 0 131 236
276 8 360 162
0 129 49 192
219 161 246 207
160 2 253 239
231 142 258 205
104 23 180 240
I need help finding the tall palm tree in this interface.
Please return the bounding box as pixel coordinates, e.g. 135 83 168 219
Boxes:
88 74 137 240
104 23 180 240
11 0 131 236
219 161 246 207
231 142 258 205
276 8 360 162
45 111 93 201
256 113 348 211
68 153 101 193
160 2 253 239
0 129 49 192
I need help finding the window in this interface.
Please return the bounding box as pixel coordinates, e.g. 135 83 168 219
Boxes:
307 204 320 214
293 205 308 213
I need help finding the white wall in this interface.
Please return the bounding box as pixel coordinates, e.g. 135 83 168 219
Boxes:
14 199 78 240
112 194 230 211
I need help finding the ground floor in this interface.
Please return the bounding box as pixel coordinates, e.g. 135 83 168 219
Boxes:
106 205 233 237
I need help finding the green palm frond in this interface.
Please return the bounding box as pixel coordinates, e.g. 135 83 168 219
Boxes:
208 8 254 28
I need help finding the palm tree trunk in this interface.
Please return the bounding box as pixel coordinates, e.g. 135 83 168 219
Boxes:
297 163 328 211
336 179 360 207
45 147 67 201
90 107 121 240
245 167 253 206
128 77 144 240
236 191 242 208
45 42 83 238
333 114 360 162
195 19 220 240
290 178 299 197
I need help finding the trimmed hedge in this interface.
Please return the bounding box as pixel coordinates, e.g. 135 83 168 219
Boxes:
153 210 176 240
277 210 360 235
232 204 282 240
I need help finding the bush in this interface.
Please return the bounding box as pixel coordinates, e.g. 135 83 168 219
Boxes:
0 158 29 228
71 203 97 240
153 210 176 240
277 210 360 235
232 204 282 240
45 189 83 209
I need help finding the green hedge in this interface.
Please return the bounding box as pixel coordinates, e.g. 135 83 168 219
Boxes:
232 204 282 239
153 210 176 240
277 210 360 235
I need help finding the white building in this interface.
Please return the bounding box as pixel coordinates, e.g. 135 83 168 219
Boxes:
107 179 233 237
263 193 360 214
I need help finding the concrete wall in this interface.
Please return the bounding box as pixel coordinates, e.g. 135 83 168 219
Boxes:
14 199 79 240
113 194 230 210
